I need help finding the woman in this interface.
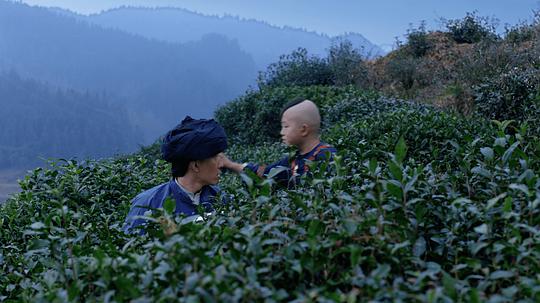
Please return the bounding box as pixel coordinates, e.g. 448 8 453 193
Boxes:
123 116 227 234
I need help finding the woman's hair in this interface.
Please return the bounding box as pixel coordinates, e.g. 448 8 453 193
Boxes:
171 158 191 178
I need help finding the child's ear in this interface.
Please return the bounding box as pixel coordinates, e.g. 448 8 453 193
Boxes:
300 124 309 136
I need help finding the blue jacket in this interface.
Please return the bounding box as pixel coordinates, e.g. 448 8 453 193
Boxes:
123 179 220 234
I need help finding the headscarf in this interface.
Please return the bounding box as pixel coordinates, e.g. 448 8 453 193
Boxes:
161 116 228 163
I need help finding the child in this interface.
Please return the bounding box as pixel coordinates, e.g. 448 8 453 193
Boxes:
222 99 336 187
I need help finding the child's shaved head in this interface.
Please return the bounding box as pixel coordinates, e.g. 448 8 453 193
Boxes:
281 99 321 134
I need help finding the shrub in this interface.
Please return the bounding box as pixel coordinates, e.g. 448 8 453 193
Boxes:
444 12 499 44
504 12 540 44
325 106 496 170
323 96 431 126
5 99 540 301
214 85 376 145
384 56 422 96
474 67 540 121
327 39 368 87
259 43 370 89
405 21 433 57
258 48 333 88
505 22 536 44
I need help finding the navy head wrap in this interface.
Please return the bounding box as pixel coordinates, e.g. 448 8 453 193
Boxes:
161 116 228 163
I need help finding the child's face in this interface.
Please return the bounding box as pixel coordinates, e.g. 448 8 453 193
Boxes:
280 111 304 147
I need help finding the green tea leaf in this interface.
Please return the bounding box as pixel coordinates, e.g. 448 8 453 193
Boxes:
486 193 507 209
413 237 426 257
502 141 520 164
267 166 288 180
474 224 488 235
480 147 494 160
490 270 514 280
395 136 408 164
509 183 530 196
163 197 176 214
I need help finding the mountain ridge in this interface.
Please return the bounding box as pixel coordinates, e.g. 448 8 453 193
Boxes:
0 0 257 144
49 5 385 69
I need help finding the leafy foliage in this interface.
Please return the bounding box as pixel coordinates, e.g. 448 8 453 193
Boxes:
258 48 334 88
474 67 540 121
365 11 540 116
323 96 430 126
327 40 369 86
214 85 377 145
2 91 540 301
444 12 499 44
3 12 540 302
383 55 429 97
504 19 538 44
258 42 368 89
404 22 433 58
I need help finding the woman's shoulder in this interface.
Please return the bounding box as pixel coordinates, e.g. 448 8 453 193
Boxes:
203 184 221 195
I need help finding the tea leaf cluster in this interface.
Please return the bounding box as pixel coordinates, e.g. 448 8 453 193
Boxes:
2 92 540 301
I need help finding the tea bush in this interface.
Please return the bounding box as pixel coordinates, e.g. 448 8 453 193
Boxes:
384 56 425 95
474 67 540 121
214 85 377 145
322 96 432 126
3 89 540 301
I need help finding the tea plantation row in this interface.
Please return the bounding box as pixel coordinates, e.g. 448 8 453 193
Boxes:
1 87 539 302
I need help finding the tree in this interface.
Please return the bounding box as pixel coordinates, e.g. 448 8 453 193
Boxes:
328 39 368 87
258 48 333 88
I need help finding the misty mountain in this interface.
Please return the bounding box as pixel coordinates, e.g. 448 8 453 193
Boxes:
53 6 385 69
0 1 257 143
0 71 140 168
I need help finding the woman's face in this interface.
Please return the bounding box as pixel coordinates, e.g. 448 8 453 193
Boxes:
196 153 224 185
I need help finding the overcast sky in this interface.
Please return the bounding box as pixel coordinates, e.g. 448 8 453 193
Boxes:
19 0 540 49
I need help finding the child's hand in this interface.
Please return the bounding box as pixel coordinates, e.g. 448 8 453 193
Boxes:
220 154 246 173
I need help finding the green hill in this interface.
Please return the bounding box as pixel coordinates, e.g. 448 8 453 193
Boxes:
1 13 540 302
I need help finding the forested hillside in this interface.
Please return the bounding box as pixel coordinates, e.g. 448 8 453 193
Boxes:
1 12 540 302
0 1 256 144
67 6 383 69
0 72 139 168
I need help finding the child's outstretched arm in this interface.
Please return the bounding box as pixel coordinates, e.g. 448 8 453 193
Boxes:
221 155 247 173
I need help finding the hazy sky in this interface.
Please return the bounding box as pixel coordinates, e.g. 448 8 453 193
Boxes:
19 0 540 49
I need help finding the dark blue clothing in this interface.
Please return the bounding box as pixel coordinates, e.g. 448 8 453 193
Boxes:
245 142 337 187
162 116 228 163
123 180 220 234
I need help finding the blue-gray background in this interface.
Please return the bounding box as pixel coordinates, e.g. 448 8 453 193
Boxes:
21 0 540 50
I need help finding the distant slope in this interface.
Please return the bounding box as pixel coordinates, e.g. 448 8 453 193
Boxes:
0 1 257 142
68 7 385 69
0 71 140 168
0 169 23 204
